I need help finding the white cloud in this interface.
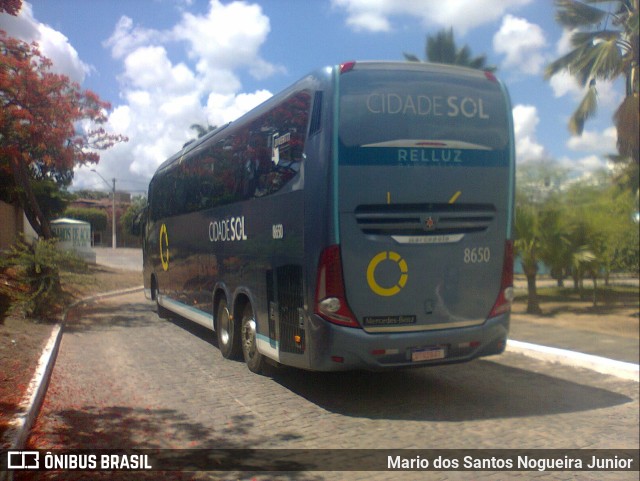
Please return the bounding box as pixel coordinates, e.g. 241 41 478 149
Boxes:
174 1 273 71
549 70 581 98
556 127 616 176
205 90 273 126
103 16 166 60
556 28 574 56
72 0 279 191
567 127 617 154
1 2 90 83
558 154 607 173
331 0 532 34
493 15 547 75
512 104 547 163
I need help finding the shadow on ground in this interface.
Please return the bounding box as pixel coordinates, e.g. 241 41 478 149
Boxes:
267 359 634 422
162 309 635 423
22 405 321 481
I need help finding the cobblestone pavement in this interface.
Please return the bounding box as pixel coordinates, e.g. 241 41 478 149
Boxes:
23 292 639 481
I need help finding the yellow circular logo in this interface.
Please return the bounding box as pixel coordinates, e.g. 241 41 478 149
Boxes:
159 223 169 271
366 251 408 297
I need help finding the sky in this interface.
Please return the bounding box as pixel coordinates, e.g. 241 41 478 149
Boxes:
1 0 625 195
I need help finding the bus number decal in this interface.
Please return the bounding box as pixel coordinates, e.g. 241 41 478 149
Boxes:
159 223 169 271
464 247 490 264
272 224 284 239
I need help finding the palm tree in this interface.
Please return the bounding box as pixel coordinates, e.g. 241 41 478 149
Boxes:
538 208 572 287
545 0 639 166
404 28 497 72
183 123 217 148
514 205 543 314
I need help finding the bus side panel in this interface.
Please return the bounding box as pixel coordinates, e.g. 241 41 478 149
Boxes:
301 80 338 370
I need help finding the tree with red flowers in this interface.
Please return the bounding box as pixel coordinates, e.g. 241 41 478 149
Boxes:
0 30 127 238
0 0 22 16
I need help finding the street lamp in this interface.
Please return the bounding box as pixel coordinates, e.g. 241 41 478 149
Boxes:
91 169 117 249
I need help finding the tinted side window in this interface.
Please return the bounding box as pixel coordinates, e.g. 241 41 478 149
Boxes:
246 91 311 198
151 90 313 217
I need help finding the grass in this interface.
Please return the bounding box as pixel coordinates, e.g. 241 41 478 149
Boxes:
514 284 639 306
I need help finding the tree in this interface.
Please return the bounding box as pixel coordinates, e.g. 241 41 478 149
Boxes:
514 205 543 314
404 28 497 72
538 207 573 286
545 0 639 167
120 196 147 237
63 207 108 233
183 123 217 148
0 0 21 16
0 31 127 239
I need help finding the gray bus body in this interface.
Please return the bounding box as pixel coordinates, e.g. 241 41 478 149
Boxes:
142 61 515 372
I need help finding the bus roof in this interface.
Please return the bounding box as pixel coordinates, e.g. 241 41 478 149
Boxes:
151 60 504 180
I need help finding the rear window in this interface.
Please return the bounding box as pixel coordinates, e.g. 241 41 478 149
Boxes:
339 68 509 154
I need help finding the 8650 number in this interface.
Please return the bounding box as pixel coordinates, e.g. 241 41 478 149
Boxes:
464 247 490 264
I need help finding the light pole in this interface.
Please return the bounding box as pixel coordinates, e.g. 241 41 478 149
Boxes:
91 169 117 249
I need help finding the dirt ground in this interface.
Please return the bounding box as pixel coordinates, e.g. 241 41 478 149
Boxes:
0 265 142 445
511 301 639 339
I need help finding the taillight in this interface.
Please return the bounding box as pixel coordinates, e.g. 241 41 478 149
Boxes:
484 70 498 83
488 240 514 318
339 61 356 74
315 245 360 328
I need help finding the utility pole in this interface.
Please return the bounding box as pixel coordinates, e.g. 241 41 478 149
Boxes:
111 177 116 249
91 169 117 249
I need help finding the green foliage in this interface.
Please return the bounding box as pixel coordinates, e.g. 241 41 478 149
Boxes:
514 204 542 314
73 190 110 200
546 0 639 165
404 27 497 72
120 196 147 236
516 161 570 206
0 238 86 319
516 163 639 308
64 207 108 232
33 179 74 220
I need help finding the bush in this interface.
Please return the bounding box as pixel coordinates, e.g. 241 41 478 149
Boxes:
0 286 11 324
1 238 86 319
64 207 108 232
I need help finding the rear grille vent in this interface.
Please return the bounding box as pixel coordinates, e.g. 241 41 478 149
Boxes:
277 265 305 354
355 203 495 237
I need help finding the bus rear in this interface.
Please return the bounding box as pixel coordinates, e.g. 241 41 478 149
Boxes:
312 61 514 369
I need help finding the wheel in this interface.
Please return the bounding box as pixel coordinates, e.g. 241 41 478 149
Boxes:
241 303 265 374
216 298 241 359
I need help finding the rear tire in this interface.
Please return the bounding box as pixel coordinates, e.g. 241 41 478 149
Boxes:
217 298 241 359
241 303 265 374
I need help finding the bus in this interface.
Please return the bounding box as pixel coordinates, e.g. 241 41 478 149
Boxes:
142 61 515 373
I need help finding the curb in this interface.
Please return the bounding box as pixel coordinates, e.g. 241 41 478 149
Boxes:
1 324 62 451
507 339 639 382
0 286 145 460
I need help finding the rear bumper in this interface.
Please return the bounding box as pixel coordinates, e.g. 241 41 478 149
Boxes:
307 313 509 371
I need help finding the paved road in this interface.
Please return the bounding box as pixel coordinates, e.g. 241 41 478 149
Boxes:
24 292 639 480
92 247 142 271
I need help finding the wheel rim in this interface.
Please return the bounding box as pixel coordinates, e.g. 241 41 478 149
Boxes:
242 317 257 360
219 307 231 345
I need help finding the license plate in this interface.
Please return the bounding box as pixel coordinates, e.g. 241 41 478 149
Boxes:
411 347 446 362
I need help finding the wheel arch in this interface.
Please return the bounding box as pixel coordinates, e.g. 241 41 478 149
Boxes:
232 288 254 326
